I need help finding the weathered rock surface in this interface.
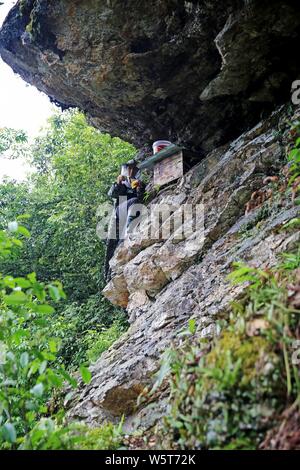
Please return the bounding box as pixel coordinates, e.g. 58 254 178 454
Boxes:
2 0 300 434
1 1 300 156
67 105 300 429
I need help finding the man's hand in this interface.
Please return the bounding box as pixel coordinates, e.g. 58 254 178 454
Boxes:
117 175 125 184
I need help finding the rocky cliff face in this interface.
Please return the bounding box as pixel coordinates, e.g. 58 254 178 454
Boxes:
1 1 300 157
1 0 300 438
67 104 300 430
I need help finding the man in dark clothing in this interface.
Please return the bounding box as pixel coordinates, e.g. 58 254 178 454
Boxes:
104 160 144 280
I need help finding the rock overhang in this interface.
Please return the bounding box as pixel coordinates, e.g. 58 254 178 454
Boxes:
1 0 300 159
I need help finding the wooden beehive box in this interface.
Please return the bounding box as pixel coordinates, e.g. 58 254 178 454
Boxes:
139 145 183 186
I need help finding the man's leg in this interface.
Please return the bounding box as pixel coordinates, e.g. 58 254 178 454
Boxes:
116 198 131 240
104 210 118 281
126 198 140 232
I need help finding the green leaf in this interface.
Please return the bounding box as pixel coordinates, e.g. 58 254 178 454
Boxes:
48 285 60 302
188 318 197 334
282 218 300 230
16 213 31 221
152 350 172 392
15 277 31 288
34 304 55 314
47 371 63 388
3 276 16 288
4 291 28 305
20 352 29 368
49 339 58 353
288 148 300 162
2 423 17 443
11 329 29 344
25 411 36 424
28 362 40 377
11 238 23 247
58 368 77 388
32 283 46 302
17 225 30 238
42 352 56 361
30 383 44 397
27 272 37 283
39 360 48 374
79 365 92 384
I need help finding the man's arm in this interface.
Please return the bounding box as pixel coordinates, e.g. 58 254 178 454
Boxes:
107 179 128 199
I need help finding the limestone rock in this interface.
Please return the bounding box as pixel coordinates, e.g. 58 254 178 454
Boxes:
102 106 286 307
68 106 300 428
123 243 168 295
102 274 129 308
2 0 300 436
1 1 300 156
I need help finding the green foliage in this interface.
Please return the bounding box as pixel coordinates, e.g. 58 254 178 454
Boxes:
40 295 127 370
286 123 300 204
86 319 127 363
282 218 300 230
79 364 92 384
73 421 124 450
227 261 269 289
158 249 300 450
19 419 124 450
0 110 132 449
0 110 132 369
287 142 300 185
0 128 27 158
161 338 281 449
19 419 76 450
279 247 300 270
0 227 78 448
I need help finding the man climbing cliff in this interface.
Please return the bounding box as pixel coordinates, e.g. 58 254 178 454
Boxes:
104 159 145 281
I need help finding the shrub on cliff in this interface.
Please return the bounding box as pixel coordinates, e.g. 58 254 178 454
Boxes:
158 251 300 449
